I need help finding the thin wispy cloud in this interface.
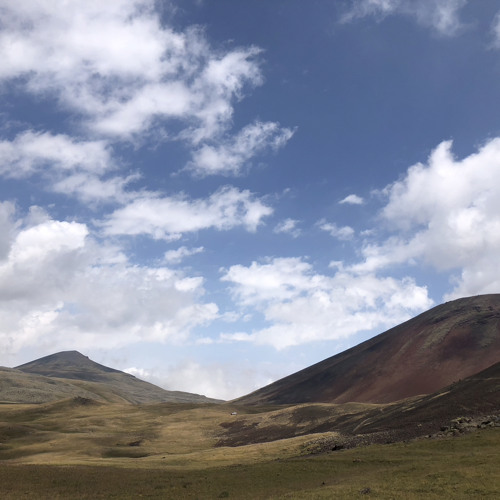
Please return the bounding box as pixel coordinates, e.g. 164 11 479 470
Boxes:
491 11 500 49
187 121 295 177
342 0 468 36
274 218 301 237
164 246 205 264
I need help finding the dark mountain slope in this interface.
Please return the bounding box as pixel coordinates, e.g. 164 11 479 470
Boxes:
348 360 500 440
11 351 221 404
16 351 122 382
237 294 500 405
218 361 500 448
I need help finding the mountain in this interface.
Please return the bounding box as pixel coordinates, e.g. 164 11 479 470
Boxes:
356 360 500 437
3 351 221 404
17 351 126 382
217 360 500 449
0 366 102 404
236 294 500 405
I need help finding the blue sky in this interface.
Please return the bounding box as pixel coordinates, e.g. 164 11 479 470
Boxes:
2 0 500 399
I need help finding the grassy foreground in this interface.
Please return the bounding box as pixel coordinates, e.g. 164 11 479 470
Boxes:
0 400 498 498
0 428 498 499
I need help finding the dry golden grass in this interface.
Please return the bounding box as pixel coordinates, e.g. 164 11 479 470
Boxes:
0 399 325 468
0 430 498 499
0 399 498 498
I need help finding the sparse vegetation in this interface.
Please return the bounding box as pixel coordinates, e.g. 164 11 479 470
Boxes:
0 428 498 499
0 396 498 498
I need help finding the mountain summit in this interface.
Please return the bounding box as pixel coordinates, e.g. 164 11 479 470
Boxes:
237 294 500 405
16 350 124 382
9 350 221 404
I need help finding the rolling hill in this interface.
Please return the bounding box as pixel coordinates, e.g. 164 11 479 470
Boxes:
1 350 221 404
236 294 500 405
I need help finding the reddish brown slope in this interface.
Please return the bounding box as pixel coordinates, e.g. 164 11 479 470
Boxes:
218 361 500 448
237 294 500 405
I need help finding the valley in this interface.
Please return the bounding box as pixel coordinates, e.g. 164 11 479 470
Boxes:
1 294 499 498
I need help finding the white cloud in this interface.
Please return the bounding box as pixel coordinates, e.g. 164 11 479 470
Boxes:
0 131 136 203
339 194 364 205
187 121 295 176
273 218 301 237
0 131 112 178
342 0 468 36
0 2 293 216
110 358 262 400
0 201 17 260
491 11 500 48
51 172 139 204
9 220 88 265
123 366 151 379
101 186 273 240
221 257 432 349
354 137 500 298
0 1 265 142
0 209 219 355
164 246 204 264
156 359 276 400
318 220 355 240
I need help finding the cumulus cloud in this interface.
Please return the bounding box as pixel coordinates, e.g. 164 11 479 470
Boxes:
187 121 295 177
0 131 136 203
318 220 355 240
230 135 500 352
0 0 265 142
0 201 17 260
0 0 300 374
353 138 500 298
101 186 273 240
0 208 218 355
0 1 293 210
52 172 140 204
342 0 468 36
221 257 432 349
0 131 112 178
339 194 364 205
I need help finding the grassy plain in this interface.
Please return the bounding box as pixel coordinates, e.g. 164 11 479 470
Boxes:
0 399 498 498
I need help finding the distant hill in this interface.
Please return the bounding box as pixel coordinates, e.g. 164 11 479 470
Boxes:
17 351 124 381
1 351 221 404
0 366 101 404
237 294 500 405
